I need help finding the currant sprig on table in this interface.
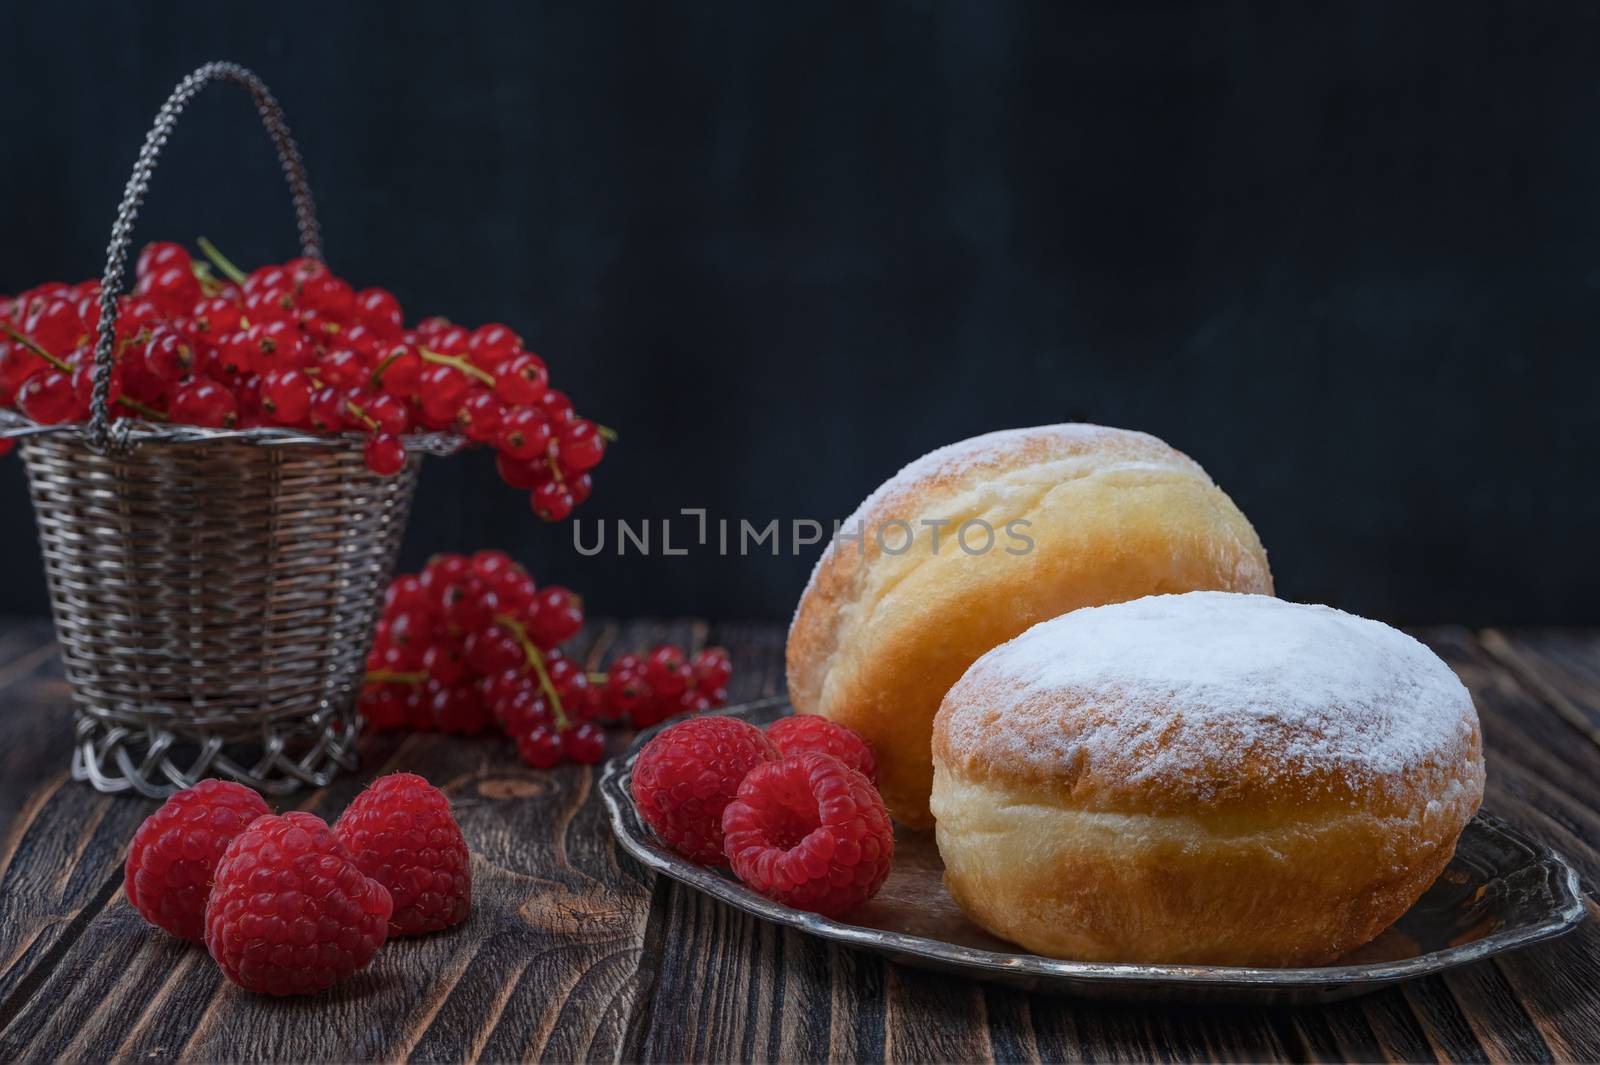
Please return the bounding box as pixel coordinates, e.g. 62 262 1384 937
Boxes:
0 240 611 519
362 551 734 766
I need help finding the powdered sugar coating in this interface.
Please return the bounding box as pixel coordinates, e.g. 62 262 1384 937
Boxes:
936 592 1479 810
793 424 1204 624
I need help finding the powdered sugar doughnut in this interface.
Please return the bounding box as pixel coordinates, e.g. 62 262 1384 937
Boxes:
787 424 1273 828
930 592 1484 966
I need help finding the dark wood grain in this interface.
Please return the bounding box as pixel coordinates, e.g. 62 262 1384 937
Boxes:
0 620 1596 1064
0 621 690 1063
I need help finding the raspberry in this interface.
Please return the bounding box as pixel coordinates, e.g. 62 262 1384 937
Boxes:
334 773 471 936
124 779 271 942
721 752 894 918
205 811 392 996
765 716 878 783
630 716 777 865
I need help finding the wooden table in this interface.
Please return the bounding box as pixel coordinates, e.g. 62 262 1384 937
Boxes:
0 617 1596 1063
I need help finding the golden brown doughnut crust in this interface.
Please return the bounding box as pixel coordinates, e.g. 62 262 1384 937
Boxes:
930 593 1486 966
786 425 1273 827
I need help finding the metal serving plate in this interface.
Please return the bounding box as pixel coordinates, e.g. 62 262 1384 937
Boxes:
600 697 1588 1003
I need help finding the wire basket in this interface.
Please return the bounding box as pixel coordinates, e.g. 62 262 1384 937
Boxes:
0 62 460 797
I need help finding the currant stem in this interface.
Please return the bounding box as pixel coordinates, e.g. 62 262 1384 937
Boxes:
197 237 249 284
368 348 405 388
345 400 378 431
418 347 495 387
2 324 73 373
597 424 618 443
495 612 571 730
189 261 224 298
587 671 608 685
365 668 428 686
117 396 169 421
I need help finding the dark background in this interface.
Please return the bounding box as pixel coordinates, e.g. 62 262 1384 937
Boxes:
2 2 1596 625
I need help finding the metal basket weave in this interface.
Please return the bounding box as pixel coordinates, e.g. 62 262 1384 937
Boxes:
1 62 460 797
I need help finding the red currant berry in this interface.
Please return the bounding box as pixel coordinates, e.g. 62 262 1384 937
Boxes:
537 389 575 423
300 274 355 320
355 288 404 338
359 683 411 731
363 393 411 435
469 549 515 580
531 481 575 522
645 645 692 698
24 298 85 355
286 256 327 286
493 352 549 404
526 586 584 647
561 723 606 764
677 690 713 715
17 370 81 424
319 348 368 388
376 346 422 398
364 432 407 476
464 625 524 674
455 387 504 443
467 323 520 368
496 406 552 459
243 285 298 323
384 574 429 614
136 241 190 279
170 376 238 428
414 316 452 339
441 581 499 633
243 264 288 294
251 319 309 371
691 647 733 692
485 568 535 612
430 325 470 354
139 265 202 314
495 451 543 489
260 368 313 424
418 364 470 421
341 323 383 359
421 553 471 597
430 681 491 734
605 670 651 718
514 723 563 768
190 296 243 337
557 418 606 471
308 385 347 431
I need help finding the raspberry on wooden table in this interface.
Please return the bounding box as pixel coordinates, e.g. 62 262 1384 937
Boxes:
721 752 894 918
630 716 778 865
124 779 270 942
205 811 392 996
334 773 472 936
765 715 878 783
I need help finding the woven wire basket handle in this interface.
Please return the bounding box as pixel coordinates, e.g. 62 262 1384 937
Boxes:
86 61 323 455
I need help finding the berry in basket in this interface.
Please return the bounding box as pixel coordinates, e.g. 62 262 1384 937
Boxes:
0 239 610 521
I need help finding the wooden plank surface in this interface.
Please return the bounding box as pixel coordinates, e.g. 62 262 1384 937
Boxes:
0 620 1596 1064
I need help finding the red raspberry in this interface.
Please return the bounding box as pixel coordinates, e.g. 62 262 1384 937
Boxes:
721 752 893 918
764 716 878 783
630 716 777 865
334 773 471 937
205 811 392 996
124 779 271 942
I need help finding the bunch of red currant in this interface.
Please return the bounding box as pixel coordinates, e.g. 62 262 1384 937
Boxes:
361 551 733 767
0 240 608 519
